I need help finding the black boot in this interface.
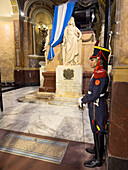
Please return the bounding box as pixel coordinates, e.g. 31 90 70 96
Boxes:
84 156 102 168
84 133 104 168
98 132 104 162
85 133 95 154
86 147 95 154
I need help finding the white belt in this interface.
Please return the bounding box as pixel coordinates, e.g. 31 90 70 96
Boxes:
88 91 105 97
88 91 105 106
100 93 105 97
88 91 92 94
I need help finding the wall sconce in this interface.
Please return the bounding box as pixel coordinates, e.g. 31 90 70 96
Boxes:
20 11 24 17
38 24 48 35
38 23 48 56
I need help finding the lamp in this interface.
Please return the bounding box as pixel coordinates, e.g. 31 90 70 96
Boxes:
20 11 24 17
38 23 48 56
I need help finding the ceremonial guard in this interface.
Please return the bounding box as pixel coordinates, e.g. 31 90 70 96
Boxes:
78 44 110 168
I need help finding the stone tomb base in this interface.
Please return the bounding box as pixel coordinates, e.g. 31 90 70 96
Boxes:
56 65 83 98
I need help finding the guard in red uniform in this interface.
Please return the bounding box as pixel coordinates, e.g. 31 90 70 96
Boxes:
78 45 110 168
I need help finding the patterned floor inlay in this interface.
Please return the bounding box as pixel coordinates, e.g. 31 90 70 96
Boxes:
0 133 68 164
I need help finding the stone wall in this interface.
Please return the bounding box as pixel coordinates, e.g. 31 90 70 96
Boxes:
81 31 95 72
113 0 128 67
0 20 15 82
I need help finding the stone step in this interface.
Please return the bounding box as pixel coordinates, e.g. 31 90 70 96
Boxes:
54 96 79 102
48 100 77 106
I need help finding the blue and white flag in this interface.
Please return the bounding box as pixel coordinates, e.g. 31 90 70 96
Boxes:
47 0 78 60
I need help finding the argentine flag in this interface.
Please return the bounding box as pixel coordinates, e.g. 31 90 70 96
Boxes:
47 0 78 60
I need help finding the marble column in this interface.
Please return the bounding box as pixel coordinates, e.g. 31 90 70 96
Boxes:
33 24 36 55
99 20 105 47
108 0 128 169
28 23 33 55
23 21 29 68
13 20 20 67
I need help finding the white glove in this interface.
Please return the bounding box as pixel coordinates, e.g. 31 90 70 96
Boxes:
78 97 83 108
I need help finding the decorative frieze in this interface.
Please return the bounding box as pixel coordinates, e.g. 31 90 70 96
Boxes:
13 20 20 67
10 0 19 14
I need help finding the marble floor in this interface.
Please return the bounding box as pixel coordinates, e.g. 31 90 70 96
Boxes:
0 86 93 144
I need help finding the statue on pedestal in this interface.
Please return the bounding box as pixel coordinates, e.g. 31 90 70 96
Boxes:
62 17 82 65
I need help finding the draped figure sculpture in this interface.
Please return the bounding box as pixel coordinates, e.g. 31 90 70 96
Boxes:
62 17 82 65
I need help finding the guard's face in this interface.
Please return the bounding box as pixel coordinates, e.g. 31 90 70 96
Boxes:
90 58 97 68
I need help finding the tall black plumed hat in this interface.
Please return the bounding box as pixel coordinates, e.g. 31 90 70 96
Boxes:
90 46 110 61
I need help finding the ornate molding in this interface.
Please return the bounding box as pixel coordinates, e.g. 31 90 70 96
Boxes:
10 0 19 13
14 20 20 66
82 34 94 42
24 0 54 16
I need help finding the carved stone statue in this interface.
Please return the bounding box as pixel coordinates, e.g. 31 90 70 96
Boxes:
62 17 82 65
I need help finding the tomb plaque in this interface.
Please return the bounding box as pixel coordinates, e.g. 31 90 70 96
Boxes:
56 65 82 98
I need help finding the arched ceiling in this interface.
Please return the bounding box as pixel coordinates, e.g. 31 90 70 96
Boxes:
16 0 68 11
0 0 68 18
0 0 107 18
0 0 115 26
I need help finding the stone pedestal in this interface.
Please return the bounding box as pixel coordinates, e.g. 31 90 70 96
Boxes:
39 61 46 87
39 72 56 92
56 65 83 98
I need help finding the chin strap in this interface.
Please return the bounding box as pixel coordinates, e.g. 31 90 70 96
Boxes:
92 50 107 71
94 58 99 68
